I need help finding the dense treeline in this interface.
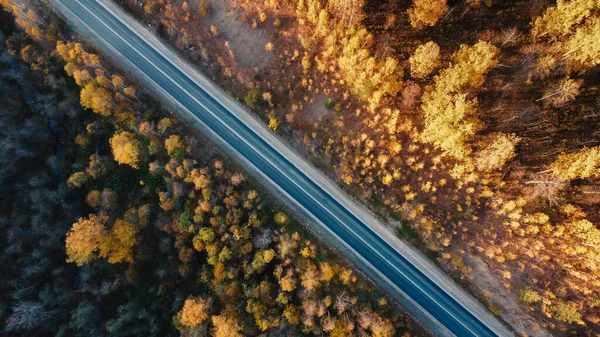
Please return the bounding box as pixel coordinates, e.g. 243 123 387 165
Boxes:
1 2 420 337
113 0 600 335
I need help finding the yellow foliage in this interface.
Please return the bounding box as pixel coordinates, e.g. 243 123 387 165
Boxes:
420 41 498 158
408 0 448 30
409 41 441 79
263 249 276 263
567 219 600 246
300 262 321 290
562 17 600 71
320 262 336 282
179 296 211 327
531 0 598 38
65 214 108 266
99 219 138 264
165 135 184 156
283 305 300 325
268 118 279 131
280 274 297 292
299 246 311 258
551 146 600 181
123 86 136 97
475 133 520 172
73 69 91 86
110 131 141 169
80 82 114 116
212 313 244 337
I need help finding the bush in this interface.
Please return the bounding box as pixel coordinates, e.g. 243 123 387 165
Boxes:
245 90 260 110
518 286 541 304
324 98 334 110
274 212 289 225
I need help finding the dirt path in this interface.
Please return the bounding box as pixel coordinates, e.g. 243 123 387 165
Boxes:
202 0 273 69
463 254 553 337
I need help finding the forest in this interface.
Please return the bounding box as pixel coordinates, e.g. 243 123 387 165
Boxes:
0 1 418 337
1 0 599 336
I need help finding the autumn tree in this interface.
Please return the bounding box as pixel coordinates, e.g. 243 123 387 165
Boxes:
268 118 279 131
421 41 499 158
198 0 209 16
65 213 108 266
165 134 185 157
409 41 440 79
80 82 114 117
327 0 365 26
539 77 582 107
531 0 597 39
274 212 289 225
532 0 600 72
178 296 212 327
110 131 141 169
99 219 138 264
551 146 600 181
45 22 61 41
86 154 108 179
561 17 600 71
518 287 541 304
408 0 448 30
212 312 243 337
475 133 520 172
300 262 321 291
552 301 582 324
245 89 260 110
67 171 89 188
337 28 403 109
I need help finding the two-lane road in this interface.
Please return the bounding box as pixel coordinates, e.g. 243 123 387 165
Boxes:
51 1 514 336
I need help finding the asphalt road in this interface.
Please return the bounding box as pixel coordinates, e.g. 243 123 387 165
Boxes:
52 1 514 336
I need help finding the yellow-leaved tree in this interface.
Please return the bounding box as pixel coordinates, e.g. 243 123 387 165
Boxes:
65 213 108 266
475 133 520 172
212 311 244 337
79 81 114 117
408 0 448 30
551 146 600 181
421 41 499 158
532 0 600 72
164 134 185 156
99 219 138 264
178 296 212 327
110 131 141 169
409 41 441 79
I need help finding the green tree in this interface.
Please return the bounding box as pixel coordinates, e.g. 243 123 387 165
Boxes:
45 22 61 41
245 89 260 109
274 212 289 225
67 171 89 188
198 227 216 242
